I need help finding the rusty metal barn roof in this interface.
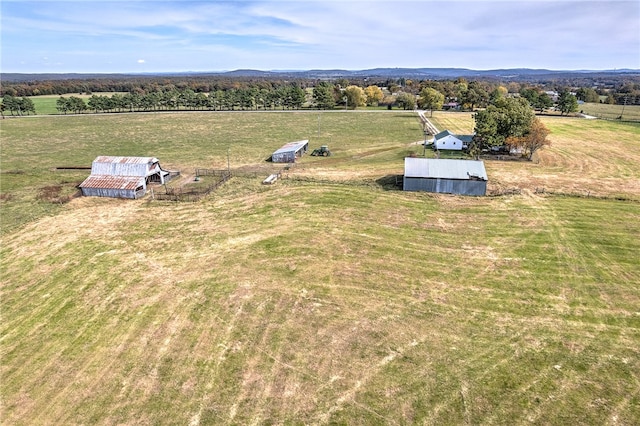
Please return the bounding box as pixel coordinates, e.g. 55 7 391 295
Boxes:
79 175 145 190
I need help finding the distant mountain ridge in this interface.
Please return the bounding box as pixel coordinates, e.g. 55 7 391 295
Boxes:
2 67 639 82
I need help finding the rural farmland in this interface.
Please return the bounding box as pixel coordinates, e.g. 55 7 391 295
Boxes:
1 111 640 425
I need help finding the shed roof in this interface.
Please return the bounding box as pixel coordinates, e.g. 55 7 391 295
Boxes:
79 175 145 190
272 140 308 155
404 158 487 181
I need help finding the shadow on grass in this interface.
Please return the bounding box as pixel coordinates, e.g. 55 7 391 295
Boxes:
376 174 403 191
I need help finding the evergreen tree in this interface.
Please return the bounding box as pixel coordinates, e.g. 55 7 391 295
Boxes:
313 82 335 109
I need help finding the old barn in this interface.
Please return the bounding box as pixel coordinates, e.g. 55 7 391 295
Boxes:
403 157 487 196
79 156 171 199
271 140 309 163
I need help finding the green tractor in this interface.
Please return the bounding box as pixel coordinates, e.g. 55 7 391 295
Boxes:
311 145 331 157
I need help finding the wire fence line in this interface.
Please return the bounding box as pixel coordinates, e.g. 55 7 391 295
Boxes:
152 170 231 202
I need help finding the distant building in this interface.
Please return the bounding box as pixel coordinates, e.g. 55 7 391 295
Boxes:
432 130 474 151
79 156 171 199
403 157 487 196
442 102 460 110
271 140 309 163
545 91 559 102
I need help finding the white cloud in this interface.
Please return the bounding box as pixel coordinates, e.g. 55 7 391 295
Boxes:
1 0 638 72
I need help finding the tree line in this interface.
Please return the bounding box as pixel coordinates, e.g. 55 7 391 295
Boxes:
53 85 308 114
2 78 583 117
0 95 36 116
2 74 637 106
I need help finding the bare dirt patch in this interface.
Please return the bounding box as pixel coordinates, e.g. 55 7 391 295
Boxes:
37 184 81 204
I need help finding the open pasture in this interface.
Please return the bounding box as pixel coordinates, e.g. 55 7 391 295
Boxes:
579 102 640 122
429 112 640 198
1 111 639 424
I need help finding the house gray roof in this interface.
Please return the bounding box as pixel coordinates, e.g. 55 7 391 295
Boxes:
404 158 487 181
434 130 454 139
434 130 475 143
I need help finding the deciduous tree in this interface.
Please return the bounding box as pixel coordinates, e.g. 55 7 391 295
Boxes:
506 118 551 160
575 87 599 103
364 85 384 106
417 87 444 116
344 85 366 109
557 91 579 115
472 96 535 153
395 92 416 110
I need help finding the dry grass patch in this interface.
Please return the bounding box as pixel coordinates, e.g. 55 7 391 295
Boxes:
4 182 639 424
486 118 640 197
2 111 640 425
429 111 475 134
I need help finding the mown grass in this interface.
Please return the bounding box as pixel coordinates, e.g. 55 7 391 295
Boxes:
429 111 475 134
579 102 640 121
1 111 639 424
0 111 423 233
2 181 639 425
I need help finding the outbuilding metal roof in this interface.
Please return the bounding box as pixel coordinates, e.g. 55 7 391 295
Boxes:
404 158 487 181
93 156 157 164
79 175 145 190
90 156 161 177
272 140 308 155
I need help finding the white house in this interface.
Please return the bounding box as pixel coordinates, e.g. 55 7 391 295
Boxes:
432 130 474 151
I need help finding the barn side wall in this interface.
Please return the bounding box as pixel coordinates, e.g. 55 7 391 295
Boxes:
403 177 486 196
272 151 296 163
81 187 138 199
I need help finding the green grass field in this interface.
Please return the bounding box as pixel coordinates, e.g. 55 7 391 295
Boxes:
1 111 639 425
2 93 129 116
579 102 640 121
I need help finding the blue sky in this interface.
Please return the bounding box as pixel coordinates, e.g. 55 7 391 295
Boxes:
1 0 639 73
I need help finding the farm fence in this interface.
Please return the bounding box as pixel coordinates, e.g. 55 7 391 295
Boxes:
152 170 231 202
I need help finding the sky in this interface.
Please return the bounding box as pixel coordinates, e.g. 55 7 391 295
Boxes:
1 0 639 73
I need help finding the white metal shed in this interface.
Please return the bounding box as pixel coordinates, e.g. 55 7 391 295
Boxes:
271 140 309 163
403 157 487 196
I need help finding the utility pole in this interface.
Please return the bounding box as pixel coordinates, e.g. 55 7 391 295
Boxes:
423 129 428 156
620 95 628 120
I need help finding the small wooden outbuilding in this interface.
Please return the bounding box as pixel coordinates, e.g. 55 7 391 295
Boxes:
271 140 309 163
79 156 170 199
403 158 487 196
